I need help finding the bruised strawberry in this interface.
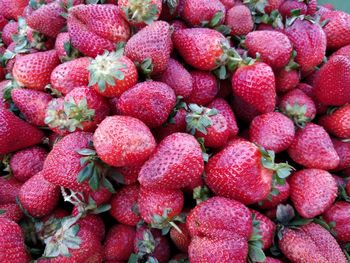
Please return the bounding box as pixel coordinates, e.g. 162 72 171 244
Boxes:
323 202 350 243
225 5 253 36
275 69 300 93
332 139 350 171
0 203 22 222
0 177 22 205
170 223 191 253
185 71 218 105
319 104 350 139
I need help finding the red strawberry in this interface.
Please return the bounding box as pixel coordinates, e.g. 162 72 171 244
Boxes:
0 177 22 205
287 123 340 170
290 169 337 218
319 104 350 139
332 139 350 171
13 50 60 90
284 19 326 72
138 133 204 189
323 202 350 243
173 28 228 71
83 186 112 207
117 81 176 128
170 19 187 32
330 44 350 59
275 69 300 93
264 0 284 14
257 181 290 209
1 21 18 46
72 212 106 242
219 0 236 10
315 55 350 106
0 203 22 222
12 88 52 126
170 223 191 253
182 0 225 27
297 82 328 115
185 71 218 105
279 223 347 263
225 5 253 36
94 116 156 167
114 165 141 185
50 57 90 95
250 209 275 250
54 32 80 62
110 184 141 226
245 31 293 69
232 95 265 123
249 112 295 153
104 224 136 262
0 218 29 263
0 14 6 30
232 62 276 114
0 108 44 154
9 146 47 182
279 0 307 17
155 108 187 141
0 0 27 20
125 21 172 76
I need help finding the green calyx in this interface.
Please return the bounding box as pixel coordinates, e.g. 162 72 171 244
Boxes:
197 137 210 162
166 96 187 125
282 102 311 128
122 0 159 25
255 10 284 29
248 214 266 263
151 208 185 235
186 104 218 135
1 154 12 177
61 41 81 62
338 185 350 203
130 229 159 263
202 11 231 36
88 50 126 92
0 209 4 215
29 0 45 10
244 0 268 15
193 185 210 205
135 57 154 77
164 0 179 15
285 50 300 71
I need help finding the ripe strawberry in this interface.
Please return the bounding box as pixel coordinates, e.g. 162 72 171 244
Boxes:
117 81 176 128
264 0 283 14
284 19 326 72
232 62 276 114
330 44 350 59
275 69 300 93
0 177 22 205
257 181 290 209
219 0 236 10
54 32 80 62
125 21 172 76
319 104 350 139
88 51 138 98
288 123 339 170
9 146 47 182
0 108 44 154
110 184 141 226
0 0 27 20
50 57 90 95
185 71 218 105
250 209 275 250
225 5 253 36
279 0 307 17
72 212 106 242
114 165 142 185
279 223 347 263
249 112 295 153
83 186 112 207
170 19 187 32
154 108 187 141
173 28 228 71
0 14 6 30
332 139 350 171
323 202 350 243
0 203 22 222
1 21 18 46
104 224 136 262
13 50 60 91
0 218 29 263
170 223 191 252
297 82 328 115
232 95 265 123
12 88 52 126
138 133 204 189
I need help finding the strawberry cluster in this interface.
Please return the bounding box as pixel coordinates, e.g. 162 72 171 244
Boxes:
0 0 350 262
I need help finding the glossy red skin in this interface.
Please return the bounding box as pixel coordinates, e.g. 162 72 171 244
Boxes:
55 32 71 59
0 218 29 263
138 133 204 190
110 184 141 226
187 197 252 262
290 169 337 218
297 82 328 115
319 104 350 139
125 21 172 76
185 71 218 105
138 187 184 224
51 57 90 95
10 146 47 182
0 108 44 155
182 0 225 26
114 165 141 185
118 81 176 128
284 19 326 72
205 140 273 205
250 209 275 250
232 62 276 114
225 5 253 36
315 55 350 106
321 11 350 50
279 0 307 18
323 202 350 243
104 225 135 262
68 4 130 58
0 203 22 222
330 44 350 59
0 177 22 205
288 123 339 170
332 139 350 171
275 69 300 93
154 108 187 141
2 21 18 46
43 132 93 192
170 223 191 252
246 31 292 69
249 112 295 153
12 89 52 126
13 50 60 91
173 28 227 71
257 181 290 209
280 223 347 263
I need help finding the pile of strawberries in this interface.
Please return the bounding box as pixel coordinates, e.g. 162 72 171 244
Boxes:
1 0 350 262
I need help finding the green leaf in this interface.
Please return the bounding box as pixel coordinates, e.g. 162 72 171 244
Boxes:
88 169 100 191
128 253 139 263
102 178 116 193
92 204 111 214
249 243 266 262
210 11 223 27
77 163 94 183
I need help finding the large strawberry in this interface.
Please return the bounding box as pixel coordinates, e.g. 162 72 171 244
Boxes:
319 104 350 139
0 177 22 205
0 0 27 20
182 0 225 26
225 5 254 36
125 21 172 76
13 49 60 90
323 202 350 243
185 71 218 105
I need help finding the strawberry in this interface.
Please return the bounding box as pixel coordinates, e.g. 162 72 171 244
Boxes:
279 0 307 18
110 184 141 226
0 177 22 205
257 181 290 209
219 0 236 10
170 222 191 253
332 139 350 171
330 44 350 59
73 213 106 242
125 21 172 76
323 202 350 243
319 104 350 139
9 146 47 182
232 95 264 123
12 88 52 126
83 186 112 207
1 21 18 46
182 0 225 27
50 57 90 95
185 71 218 105
0 108 44 154
0 218 29 263
94 116 156 167
225 5 253 36
232 62 276 114
284 19 326 72
0 14 7 30
104 224 136 262
264 0 284 14
0 203 22 222
297 82 328 115
155 108 187 141
117 81 176 128
275 69 300 93
114 165 141 185
54 32 80 62
170 19 187 32
287 123 339 170
245 31 293 69
279 223 347 263
0 0 27 20
250 209 275 250
88 51 138 98
138 133 204 189
249 112 295 153
13 50 60 90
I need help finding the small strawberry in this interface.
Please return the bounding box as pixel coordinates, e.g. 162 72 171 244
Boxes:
0 203 22 222
250 209 275 250
1 21 18 46
323 202 350 243
225 5 253 36
170 222 191 253
319 104 350 139
155 108 187 141
275 68 300 93
257 181 290 209
54 32 80 62
332 139 350 172
185 71 218 105
0 177 22 205
219 0 236 10
279 0 307 18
